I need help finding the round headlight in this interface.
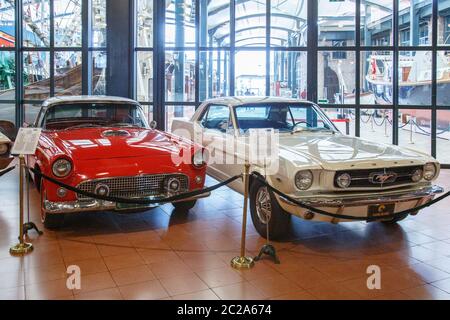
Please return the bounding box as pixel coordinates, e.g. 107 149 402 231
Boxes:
192 149 206 168
336 173 352 189
295 170 313 190
52 159 72 178
423 163 437 181
0 143 8 156
411 169 423 182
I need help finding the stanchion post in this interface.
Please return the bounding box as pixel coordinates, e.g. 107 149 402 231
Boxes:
409 117 415 144
231 162 254 269
384 115 389 137
371 114 375 132
10 155 33 256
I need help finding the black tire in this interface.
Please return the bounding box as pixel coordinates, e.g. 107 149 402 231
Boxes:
43 213 65 229
172 200 197 212
381 212 409 225
249 179 291 240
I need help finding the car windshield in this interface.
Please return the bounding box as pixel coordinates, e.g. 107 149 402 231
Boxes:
234 103 337 133
41 103 148 130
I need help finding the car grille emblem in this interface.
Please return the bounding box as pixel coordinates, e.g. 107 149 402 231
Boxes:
369 171 398 185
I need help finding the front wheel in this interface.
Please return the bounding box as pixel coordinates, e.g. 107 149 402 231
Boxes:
40 182 65 229
249 180 291 240
172 200 197 213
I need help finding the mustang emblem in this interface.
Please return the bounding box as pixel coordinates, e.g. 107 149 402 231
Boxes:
369 172 398 184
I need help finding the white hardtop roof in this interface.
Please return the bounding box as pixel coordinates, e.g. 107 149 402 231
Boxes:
43 96 139 107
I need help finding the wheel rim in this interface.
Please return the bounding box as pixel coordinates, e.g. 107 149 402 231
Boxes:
255 186 272 225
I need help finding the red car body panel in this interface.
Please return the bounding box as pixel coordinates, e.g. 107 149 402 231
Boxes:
29 127 206 204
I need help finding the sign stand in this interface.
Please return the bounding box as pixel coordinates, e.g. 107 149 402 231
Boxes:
231 162 254 269
9 127 43 256
10 155 34 255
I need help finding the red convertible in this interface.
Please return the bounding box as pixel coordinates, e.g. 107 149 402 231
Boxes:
28 96 208 228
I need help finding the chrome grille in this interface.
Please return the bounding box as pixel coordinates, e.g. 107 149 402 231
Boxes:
77 174 189 200
334 166 422 189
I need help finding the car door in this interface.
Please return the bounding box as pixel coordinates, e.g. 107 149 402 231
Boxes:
197 104 235 181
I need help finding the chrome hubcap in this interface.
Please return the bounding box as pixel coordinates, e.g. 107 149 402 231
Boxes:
255 187 271 225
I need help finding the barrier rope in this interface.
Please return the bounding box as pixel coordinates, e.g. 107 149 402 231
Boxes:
0 165 16 178
28 167 242 205
251 173 449 222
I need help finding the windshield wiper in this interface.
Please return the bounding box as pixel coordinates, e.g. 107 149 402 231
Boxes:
108 123 142 128
291 127 335 134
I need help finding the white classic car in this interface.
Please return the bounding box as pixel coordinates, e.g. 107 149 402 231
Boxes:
172 97 443 239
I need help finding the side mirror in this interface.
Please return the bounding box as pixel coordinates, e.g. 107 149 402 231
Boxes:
149 120 157 130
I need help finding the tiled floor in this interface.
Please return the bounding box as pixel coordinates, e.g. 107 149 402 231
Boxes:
0 167 450 300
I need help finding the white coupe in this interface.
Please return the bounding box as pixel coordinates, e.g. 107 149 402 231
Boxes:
172 97 443 239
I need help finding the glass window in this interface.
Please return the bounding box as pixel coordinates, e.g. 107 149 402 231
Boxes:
234 103 336 133
322 107 355 136
92 51 106 95
359 108 393 144
54 51 82 96
360 51 394 105
436 51 450 107
398 108 431 155
199 50 230 101
91 0 106 47
199 0 230 47
270 51 307 99
0 51 15 100
54 0 82 47
165 0 196 47
166 105 196 131
361 1 393 46
23 51 50 99
318 51 356 104
0 103 15 123
236 0 267 47
136 51 153 102
165 51 196 102
136 0 153 48
398 50 432 106
23 0 50 47
318 0 355 46
437 110 450 163
24 103 41 125
271 0 307 47
235 50 266 96
201 104 230 132
0 0 15 47
398 0 432 46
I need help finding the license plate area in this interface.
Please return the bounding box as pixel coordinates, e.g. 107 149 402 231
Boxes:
368 203 395 219
116 202 149 211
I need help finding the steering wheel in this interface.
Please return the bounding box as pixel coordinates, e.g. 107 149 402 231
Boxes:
293 120 313 128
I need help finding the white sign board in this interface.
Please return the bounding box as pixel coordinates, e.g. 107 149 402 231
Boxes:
11 128 42 155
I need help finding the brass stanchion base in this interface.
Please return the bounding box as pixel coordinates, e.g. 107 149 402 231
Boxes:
10 243 34 256
231 256 255 269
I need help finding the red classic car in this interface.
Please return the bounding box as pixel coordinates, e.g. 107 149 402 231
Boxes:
28 96 208 228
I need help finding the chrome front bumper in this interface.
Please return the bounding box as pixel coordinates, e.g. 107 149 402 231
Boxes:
277 185 444 222
43 192 211 214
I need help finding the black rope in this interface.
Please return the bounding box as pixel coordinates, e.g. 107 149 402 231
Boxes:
0 165 16 178
251 173 449 222
29 167 242 205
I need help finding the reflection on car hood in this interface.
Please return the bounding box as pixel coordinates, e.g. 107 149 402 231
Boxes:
278 133 432 170
40 128 184 160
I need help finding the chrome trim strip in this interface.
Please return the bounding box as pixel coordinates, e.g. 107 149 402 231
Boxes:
43 192 211 214
278 185 443 208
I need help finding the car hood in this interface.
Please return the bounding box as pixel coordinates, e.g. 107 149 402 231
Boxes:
41 128 184 160
278 133 433 170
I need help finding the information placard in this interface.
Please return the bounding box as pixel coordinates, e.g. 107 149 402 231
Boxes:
11 128 42 155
